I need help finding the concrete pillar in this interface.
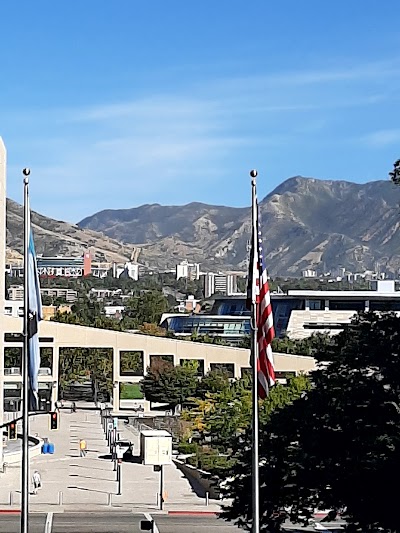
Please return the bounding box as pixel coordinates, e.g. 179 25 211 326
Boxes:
112 348 119 411
0 138 6 465
51 345 59 409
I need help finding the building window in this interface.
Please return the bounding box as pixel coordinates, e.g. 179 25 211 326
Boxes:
309 300 323 310
369 301 400 311
180 359 204 376
40 347 53 372
241 367 251 378
4 333 23 343
149 355 174 367
275 371 296 380
210 363 235 378
119 351 144 376
4 347 22 370
120 382 144 401
329 300 365 311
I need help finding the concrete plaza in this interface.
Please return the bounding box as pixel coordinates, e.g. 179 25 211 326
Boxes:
0 407 222 513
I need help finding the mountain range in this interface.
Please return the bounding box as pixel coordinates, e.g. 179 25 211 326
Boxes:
6 177 400 276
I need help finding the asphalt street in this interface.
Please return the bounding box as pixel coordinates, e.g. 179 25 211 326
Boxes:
0 512 244 532
155 515 244 532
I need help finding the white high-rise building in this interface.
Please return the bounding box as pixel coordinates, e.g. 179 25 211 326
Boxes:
203 273 237 298
176 260 200 281
113 262 139 281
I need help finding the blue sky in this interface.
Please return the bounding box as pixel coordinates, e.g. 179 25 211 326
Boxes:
1 1 400 222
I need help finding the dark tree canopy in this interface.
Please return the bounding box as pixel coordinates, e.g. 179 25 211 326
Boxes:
223 312 400 532
195 368 231 399
140 358 199 409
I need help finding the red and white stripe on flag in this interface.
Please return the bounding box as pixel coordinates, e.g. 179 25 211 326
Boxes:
247 196 276 398
256 264 275 398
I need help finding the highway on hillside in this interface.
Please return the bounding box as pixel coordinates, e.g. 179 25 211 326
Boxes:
0 512 244 532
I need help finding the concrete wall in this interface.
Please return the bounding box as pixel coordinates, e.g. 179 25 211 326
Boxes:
174 458 220 499
286 310 356 339
0 314 316 412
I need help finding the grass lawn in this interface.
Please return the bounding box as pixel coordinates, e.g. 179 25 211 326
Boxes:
120 383 144 400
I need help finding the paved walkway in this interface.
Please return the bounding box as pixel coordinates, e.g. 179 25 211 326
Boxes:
0 408 222 513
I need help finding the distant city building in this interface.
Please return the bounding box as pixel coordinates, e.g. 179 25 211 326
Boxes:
203 273 238 298
113 262 139 281
7 285 24 301
104 305 125 319
161 280 400 342
4 301 71 320
90 288 118 300
6 253 92 278
91 261 111 278
36 253 92 278
175 295 200 313
176 261 200 281
302 269 317 278
41 288 77 303
7 285 77 303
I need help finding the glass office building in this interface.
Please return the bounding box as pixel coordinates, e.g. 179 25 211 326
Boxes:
161 295 305 343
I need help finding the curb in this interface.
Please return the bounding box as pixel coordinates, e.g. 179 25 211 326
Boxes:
168 510 219 516
0 509 20 514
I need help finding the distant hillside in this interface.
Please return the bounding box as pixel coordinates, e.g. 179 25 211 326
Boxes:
6 199 130 263
78 176 400 276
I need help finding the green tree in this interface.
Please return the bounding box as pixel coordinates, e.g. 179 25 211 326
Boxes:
196 368 231 399
223 312 400 532
58 347 113 401
140 358 199 410
121 290 168 328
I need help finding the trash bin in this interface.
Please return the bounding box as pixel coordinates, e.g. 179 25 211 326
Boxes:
42 442 49 454
47 443 55 454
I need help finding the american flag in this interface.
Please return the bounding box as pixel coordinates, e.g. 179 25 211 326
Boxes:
246 198 276 398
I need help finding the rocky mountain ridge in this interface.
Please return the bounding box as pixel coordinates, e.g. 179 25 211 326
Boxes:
78 176 400 276
7 176 400 276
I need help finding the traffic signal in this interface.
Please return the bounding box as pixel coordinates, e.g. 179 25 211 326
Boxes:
49 411 59 430
8 421 17 440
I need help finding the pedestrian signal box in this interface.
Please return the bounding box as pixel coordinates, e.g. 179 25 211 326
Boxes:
8 421 17 440
50 411 59 430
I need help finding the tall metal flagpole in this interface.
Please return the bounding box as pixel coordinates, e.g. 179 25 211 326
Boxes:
250 169 260 533
21 168 31 533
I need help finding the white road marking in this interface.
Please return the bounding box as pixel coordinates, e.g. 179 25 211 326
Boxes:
44 511 53 533
144 512 160 533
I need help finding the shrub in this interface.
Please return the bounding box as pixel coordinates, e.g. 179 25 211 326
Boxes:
177 442 198 455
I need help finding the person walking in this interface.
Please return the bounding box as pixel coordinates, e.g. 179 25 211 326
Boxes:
79 438 87 457
32 470 41 495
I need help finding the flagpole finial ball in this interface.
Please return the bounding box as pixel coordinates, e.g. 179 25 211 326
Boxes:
22 168 31 177
250 169 258 178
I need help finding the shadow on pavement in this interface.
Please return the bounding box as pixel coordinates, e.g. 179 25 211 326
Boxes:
69 474 114 482
98 453 142 464
67 485 110 494
70 464 108 471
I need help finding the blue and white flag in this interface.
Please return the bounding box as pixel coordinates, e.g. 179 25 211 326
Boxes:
27 204 43 411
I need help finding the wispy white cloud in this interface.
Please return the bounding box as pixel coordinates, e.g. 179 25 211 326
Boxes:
5 58 400 221
361 129 400 147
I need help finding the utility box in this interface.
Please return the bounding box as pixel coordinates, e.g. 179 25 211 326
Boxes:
140 429 172 465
